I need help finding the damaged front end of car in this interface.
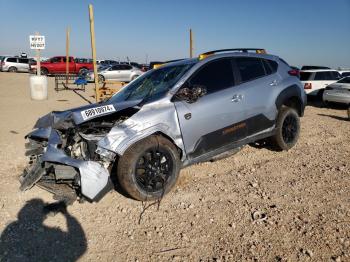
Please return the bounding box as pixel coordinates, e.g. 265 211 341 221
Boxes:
20 100 140 204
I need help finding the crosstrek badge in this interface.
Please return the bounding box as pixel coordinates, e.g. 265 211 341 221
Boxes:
81 105 116 121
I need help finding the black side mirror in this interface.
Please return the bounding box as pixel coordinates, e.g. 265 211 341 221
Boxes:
175 85 207 103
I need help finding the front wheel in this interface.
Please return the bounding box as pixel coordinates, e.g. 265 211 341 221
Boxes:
116 135 180 201
8 67 17 72
271 106 300 151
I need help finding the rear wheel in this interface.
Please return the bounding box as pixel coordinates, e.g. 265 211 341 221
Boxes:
79 67 88 75
41 68 48 75
271 106 300 150
8 67 17 72
117 135 180 201
98 74 105 83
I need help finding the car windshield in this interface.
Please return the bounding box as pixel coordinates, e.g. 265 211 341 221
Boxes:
109 62 195 103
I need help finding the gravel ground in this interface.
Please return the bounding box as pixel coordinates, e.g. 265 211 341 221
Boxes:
0 72 349 262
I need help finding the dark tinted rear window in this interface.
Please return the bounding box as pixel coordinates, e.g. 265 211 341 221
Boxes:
314 71 340 81
19 58 28 63
300 72 313 81
236 57 265 82
190 59 234 94
7 57 17 63
262 59 278 75
341 72 350 77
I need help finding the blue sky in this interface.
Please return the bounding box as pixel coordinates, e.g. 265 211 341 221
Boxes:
0 0 349 68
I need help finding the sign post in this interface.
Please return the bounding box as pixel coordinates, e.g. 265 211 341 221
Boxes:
88 4 100 102
29 33 45 76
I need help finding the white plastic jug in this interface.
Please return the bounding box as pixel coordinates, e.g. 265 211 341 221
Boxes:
29 75 48 100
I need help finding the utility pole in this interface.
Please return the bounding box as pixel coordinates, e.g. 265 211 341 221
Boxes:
189 28 193 58
89 4 99 102
66 26 70 84
35 32 41 76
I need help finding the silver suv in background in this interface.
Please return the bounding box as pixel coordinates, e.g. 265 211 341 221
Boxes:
20 48 306 204
0 56 34 72
87 64 143 83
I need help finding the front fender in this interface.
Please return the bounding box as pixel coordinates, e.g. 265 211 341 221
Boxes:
96 104 186 160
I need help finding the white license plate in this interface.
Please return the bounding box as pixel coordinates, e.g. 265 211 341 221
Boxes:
81 105 116 121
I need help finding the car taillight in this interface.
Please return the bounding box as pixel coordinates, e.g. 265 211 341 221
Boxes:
288 69 299 77
304 83 312 89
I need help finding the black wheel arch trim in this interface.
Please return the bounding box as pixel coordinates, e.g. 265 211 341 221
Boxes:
275 84 305 117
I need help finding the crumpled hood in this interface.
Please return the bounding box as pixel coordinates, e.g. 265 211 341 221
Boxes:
34 99 142 130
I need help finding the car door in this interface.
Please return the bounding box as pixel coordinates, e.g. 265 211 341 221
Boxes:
119 65 133 81
104 65 122 80
233 56 277 137
18 58 29 72
174 58 247 159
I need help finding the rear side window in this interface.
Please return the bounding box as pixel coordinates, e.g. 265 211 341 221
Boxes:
19 58 28 64
341 72 350 77
236 57 265 82
262 59 278 75
7 58 17 63
300 72 313 81
189 59 234 94
314 71 340 81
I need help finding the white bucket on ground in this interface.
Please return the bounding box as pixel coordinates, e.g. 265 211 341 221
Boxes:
29 75 48 100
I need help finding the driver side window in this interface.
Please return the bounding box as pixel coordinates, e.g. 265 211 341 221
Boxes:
189 59 234 94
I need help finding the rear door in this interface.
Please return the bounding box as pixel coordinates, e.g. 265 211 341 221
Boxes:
174 58 247 158
18 58 29 72
104 65 122 80
232 56 277 137
119 64 133 81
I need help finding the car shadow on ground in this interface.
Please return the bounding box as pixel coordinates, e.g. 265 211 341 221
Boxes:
317 113 349 121
0 199 87 262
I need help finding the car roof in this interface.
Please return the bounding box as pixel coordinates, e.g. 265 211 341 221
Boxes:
159 51 278 69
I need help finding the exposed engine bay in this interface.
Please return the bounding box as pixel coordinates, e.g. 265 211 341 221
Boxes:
20 105 138 204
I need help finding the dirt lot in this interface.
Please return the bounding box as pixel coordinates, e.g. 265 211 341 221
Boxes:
0 72 349 262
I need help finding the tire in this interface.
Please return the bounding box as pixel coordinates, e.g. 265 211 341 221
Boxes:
271 106 300 151
8 67 17 73
317 89 325 101
79 67 88 75
98 74 105 83
116 135 181 201
131 75 139 81
41 68 48 75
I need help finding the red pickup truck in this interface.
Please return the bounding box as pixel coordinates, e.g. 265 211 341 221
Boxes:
31 56 94 75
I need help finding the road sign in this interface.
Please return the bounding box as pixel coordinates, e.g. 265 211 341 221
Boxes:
29 35 45 50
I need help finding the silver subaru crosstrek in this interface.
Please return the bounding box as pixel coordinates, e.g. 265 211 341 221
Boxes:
20 48 306 204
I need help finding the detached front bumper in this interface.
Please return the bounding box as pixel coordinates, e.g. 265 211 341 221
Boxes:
20 127 111 202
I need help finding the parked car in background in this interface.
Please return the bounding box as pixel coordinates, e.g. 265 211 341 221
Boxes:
0 56 34 72
30 56 94 75
323 76 350 105
338 70 350 78
300 69 341 96
301 65 331 70
87 64 143 83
